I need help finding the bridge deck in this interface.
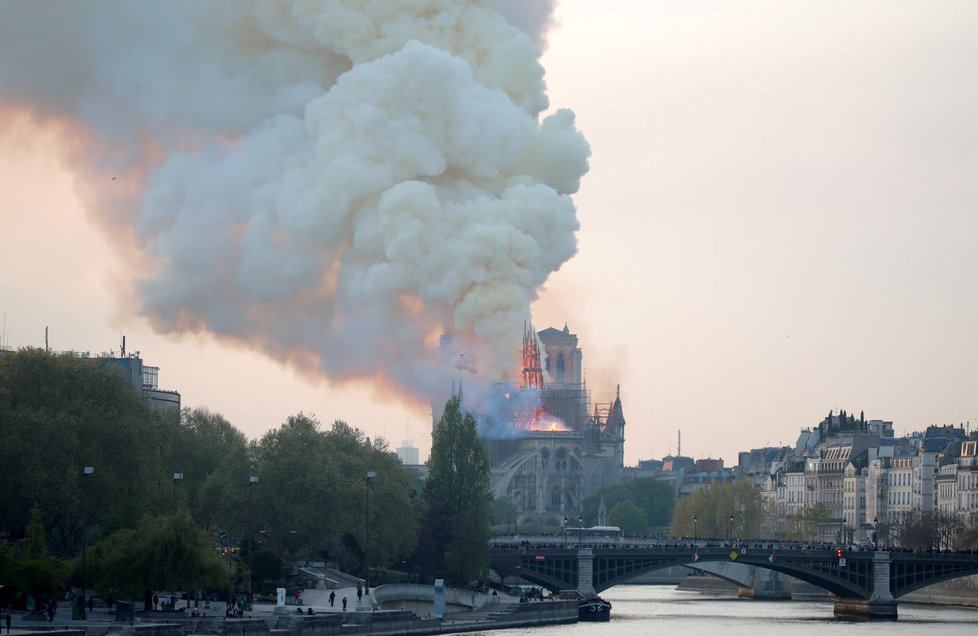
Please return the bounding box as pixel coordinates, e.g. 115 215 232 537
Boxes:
489 537 978 600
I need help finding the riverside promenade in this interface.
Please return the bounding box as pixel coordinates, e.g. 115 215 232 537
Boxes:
2 585 577 636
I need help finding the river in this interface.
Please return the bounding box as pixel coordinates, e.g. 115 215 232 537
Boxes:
451 585 978 636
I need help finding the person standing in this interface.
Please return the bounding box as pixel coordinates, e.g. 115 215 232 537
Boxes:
328 591 335 607
341 596 347 612
356 583 362 604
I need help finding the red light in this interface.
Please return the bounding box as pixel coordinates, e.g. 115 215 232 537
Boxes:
836 548 844 558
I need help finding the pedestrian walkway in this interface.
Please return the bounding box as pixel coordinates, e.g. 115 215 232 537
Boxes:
250 585 376 615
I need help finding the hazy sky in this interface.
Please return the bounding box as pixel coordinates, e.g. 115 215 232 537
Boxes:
2 1 976 466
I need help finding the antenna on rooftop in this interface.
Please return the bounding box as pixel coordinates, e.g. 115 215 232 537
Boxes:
678 430 682 456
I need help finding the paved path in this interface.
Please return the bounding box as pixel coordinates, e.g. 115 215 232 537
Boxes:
0 586 375 633
252 585 376 615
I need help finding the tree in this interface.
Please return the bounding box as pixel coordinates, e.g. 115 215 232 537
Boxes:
895 510 964 550
608 501 648 535
582 478 673 532
249 416 419 573
7 505 68 609
249 548 284 595
86 512 227 610
669 480 764 539
490 496 518 528
422 395 492 585
788 503 832 542
955 527 978 550
172 408 251 522
0 349 177 554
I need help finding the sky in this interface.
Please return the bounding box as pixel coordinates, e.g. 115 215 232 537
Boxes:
1 1 976 466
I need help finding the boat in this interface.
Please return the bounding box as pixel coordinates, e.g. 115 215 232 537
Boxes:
577 593 612 621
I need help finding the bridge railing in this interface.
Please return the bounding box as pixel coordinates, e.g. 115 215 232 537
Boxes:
491 535 978 562
491 534 843 552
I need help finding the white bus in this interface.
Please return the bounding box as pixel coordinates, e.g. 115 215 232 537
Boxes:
563 525 623 540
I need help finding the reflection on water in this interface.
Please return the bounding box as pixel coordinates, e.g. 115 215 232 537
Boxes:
451 585 978 636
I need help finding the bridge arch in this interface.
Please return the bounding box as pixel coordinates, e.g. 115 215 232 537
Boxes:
590 550 871 597
490 542 978 603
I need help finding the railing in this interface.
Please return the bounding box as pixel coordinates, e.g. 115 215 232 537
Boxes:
490 534 978 557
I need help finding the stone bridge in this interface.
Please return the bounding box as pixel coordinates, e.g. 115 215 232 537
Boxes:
489 539 978 620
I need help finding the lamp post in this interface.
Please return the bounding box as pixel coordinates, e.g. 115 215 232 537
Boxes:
365 471 376 594
728 513 733 541
577 515 583 549
873 516 879 547
220 532 233 601
563 517 568 546
693 515 698 541
81 466 94 620
248 476 257 604
172 472 183 513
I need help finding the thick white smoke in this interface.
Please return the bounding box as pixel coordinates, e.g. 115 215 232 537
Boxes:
0 1 589 405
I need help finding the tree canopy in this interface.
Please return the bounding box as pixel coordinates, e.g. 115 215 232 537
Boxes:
421 395 492 585
0 348 425 607
582 477 674 532
86 512 227 609
669 479 764 539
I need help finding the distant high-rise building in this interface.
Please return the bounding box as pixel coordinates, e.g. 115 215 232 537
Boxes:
396 440 420 465
102 350 181 410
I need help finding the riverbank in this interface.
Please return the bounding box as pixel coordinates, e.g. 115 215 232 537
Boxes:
1 586 577 636
676 571 978 609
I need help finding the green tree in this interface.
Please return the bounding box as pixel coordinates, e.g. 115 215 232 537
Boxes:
171 408 251 521
86 512 227 610
582 478 673 532
0 349 176 554
422 395 492 585
8 505 68 608
249 548 284 595
608 500 649 535
249 416 419 573
490 496 518 528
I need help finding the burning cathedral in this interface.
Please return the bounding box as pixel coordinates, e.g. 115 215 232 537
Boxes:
437 324 626 527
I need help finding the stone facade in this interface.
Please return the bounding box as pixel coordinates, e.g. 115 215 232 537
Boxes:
486 325 625 526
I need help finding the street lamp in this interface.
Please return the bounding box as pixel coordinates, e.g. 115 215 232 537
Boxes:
365 471 376 595
577 515 583 549
563 517 568 546
873 516 879 547
172 472 183 513
248 476 257 604
81 466 94 620
220 532 234 601
728 513 733 541
693 515 698 541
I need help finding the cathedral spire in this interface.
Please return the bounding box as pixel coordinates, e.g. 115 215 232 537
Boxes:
521 322 544 389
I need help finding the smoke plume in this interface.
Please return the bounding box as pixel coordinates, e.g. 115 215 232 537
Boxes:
0 1 590 406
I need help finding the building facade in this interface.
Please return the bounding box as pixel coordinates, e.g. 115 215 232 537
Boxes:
480 325 626 526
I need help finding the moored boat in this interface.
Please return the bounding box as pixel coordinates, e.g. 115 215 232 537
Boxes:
577 594 611 621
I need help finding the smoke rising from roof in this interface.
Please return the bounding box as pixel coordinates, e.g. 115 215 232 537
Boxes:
0 1 589 406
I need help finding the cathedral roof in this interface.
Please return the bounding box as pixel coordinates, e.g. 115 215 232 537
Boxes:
538 326 573 338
